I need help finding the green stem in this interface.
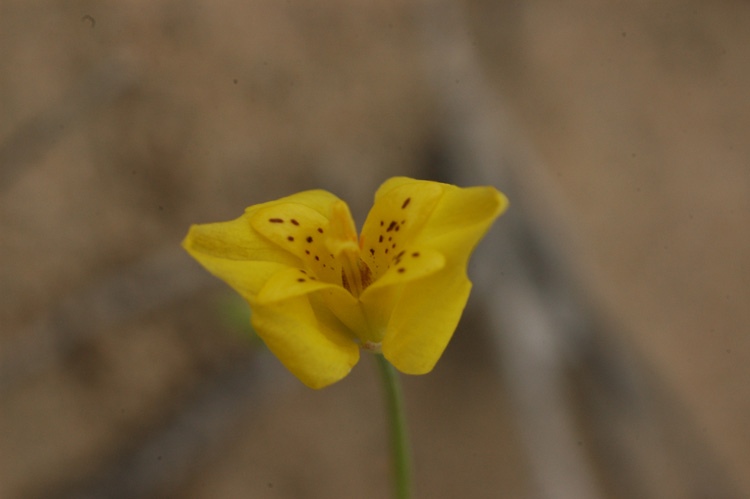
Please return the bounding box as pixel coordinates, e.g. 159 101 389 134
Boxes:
374 354 413 499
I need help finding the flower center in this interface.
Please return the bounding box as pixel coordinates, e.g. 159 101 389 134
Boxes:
327 201 372 298
252 199 374 298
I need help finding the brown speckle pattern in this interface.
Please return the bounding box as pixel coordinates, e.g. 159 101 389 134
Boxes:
263 191 427 296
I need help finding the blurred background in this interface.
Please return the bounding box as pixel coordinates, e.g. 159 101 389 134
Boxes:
1 1 748 498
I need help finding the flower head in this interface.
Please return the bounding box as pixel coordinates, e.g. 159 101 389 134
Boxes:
183 177 508 388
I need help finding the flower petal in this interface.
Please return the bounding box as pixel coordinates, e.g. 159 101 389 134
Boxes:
248 193 361 290
249 202 343 286
317 286 375 343
362 247 445 294
380 181 508 373
256 267 339 304
412 184 509 261
357 247 445 343
182 214 299 301
251 294 360 389
249 189 343 219
381 266 471 374
359 178 443 281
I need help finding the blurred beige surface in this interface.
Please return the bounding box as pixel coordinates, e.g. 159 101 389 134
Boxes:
1 1 748 498
481 2 750 492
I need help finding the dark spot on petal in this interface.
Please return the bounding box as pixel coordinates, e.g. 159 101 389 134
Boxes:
318 228 324 233
388 236 392 242
297 278 306 282
402 197 411 209
385 249 389 254
269 218 283 223
290 219 299 226
386 221 397 232
306 236 313 243
397 251 405 259
315 255 320 261
370 248 375 255
379 235 383 243
300 270 307 274
305 250 310 255
380 220 384 226
412 252 420 257
398 267 405 273
287 236 294 241
395 225 400 232
392 243 396 249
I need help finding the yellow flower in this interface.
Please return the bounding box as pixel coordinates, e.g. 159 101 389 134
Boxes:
183 177 508 389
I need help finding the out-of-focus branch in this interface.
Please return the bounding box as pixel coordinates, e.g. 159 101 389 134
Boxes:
414 2 601 497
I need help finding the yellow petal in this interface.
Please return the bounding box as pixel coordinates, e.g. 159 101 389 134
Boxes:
358 247 445 342
377 180 508 373
250 294 360 389
362 247 445 294
248 189 343 219
249 202 343 286
255 265 377 344
248 193 361 291
381 266 471 374
256 267 340 304
359 178 444 281
182 214 299 301
317 286 375 343
325 200 360 258
411 183 508 264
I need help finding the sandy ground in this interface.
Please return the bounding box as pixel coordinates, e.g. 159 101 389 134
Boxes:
1 1 748 498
